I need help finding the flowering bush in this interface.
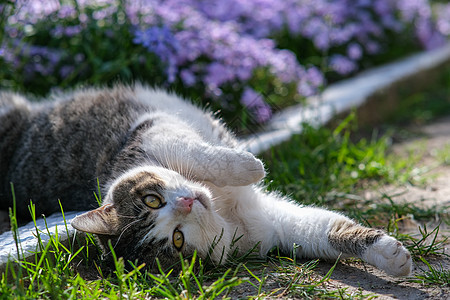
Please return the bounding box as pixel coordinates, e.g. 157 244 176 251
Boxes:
0 0 449 126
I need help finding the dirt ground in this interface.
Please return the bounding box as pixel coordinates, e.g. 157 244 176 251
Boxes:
312 116 450 299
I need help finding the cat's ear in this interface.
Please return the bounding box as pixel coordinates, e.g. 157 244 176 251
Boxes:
71 204 120 235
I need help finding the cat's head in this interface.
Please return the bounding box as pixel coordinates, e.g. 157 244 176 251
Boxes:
71 166 231 271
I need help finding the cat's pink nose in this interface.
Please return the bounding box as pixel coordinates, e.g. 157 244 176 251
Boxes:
177 197 194 214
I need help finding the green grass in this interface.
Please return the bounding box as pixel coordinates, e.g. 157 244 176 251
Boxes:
433 144 450 166
263 113 427 208
1 207 353 299
412 257 450 286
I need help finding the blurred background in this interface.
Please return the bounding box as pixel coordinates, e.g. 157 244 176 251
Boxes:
1 0 449 129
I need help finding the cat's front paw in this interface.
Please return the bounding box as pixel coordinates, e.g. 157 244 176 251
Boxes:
362 235 412 276
211 150 265 187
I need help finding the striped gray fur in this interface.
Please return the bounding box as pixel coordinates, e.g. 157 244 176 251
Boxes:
1 87 153 218
328 219 384 256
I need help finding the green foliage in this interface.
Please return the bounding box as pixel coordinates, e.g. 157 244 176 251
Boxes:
413 257 450 286
385 213 449 259
433 144 450 165
339 191 449 228
1 203 246 299
0 3 166 96
263 113 423 207
0 209 343 299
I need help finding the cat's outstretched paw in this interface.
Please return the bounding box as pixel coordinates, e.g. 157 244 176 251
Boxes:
208 150 265 187
362 235 412 276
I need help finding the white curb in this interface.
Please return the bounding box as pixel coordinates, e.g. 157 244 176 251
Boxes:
0 211 80 272
244 43 450 154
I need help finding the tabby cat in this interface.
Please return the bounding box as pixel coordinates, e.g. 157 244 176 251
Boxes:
0 85 412 276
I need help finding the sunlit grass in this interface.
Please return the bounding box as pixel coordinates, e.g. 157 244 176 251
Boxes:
263 113 428 208
1 202 348 299
413 257 450 286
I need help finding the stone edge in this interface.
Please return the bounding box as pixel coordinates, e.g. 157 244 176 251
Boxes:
243 43 450 154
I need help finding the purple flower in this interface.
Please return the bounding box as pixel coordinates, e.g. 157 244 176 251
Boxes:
241 88 272 123
133 26 178 58
59 65 75 78
415 19 446 50
67 25 82 36
4 0 450 106
93 6 118 21
365 40 381 54
329 55 357 75
133 25 180 82
0 44 17 65
297 66 325 97
74 53 85 63
347 43 362 60
205 62 234 87
180 69 196 86
1 38 67 78
57 5 77 19
436 4 450 36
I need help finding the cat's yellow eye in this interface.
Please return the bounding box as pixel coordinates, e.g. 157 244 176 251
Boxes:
143 194 164 209
173 229 184 250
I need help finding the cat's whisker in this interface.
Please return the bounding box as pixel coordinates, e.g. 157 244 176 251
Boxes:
116 213 138 219
143 151 157 166
172 145 184 187
176 145 184 181
163 148 171 170
210 194 226 202
185 158 196 181
175 141 182 176
104 218 143 256
163 146 170 170
157 147 168 169
168 143 176 171
151 247 165 270
129 196 142 212
147 150 160 167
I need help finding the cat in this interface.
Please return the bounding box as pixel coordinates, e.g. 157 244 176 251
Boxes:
0 85 412 276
